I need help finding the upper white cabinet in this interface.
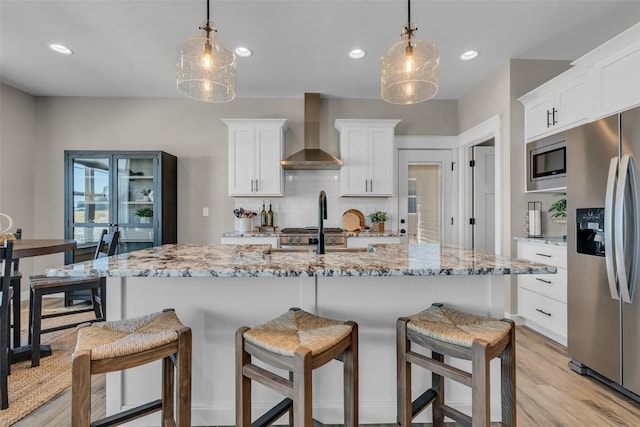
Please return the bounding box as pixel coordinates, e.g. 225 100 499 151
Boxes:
223 119 287 197
574 24 640 120
335 119 400 197
519 67 589 141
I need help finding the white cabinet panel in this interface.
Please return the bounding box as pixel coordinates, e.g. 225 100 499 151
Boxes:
519 67 588 142
346 236 401 248
517 240 567 344
592 41 640 119
224 119 287 197
335 119 400 197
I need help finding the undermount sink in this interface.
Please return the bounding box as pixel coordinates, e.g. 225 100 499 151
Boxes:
264 247 370 254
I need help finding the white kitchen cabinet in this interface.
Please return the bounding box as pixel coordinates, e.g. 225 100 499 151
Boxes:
335 119 400 197
346 235 401 248
517 240 567 345
223 119 287 197
519 67 589 142
574 24 640 120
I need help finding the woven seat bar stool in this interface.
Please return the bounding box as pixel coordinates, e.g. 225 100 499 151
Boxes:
71 308 192 427
236 307 358 427
397 303 516 427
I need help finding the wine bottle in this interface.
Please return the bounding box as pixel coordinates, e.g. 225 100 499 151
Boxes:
267 203 274 227
261 202 267 226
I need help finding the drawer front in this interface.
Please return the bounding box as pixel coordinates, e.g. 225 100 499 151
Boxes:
518 242 567 268
519 287 567 339
519 268 567 303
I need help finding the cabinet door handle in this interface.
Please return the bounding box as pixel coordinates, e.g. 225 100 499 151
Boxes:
250 179 254 192
552 107 558 125
535 277 552 284
536 308 552 317
254 179 258 192
535 252 552 257
547 110 552 128
365 179 369 192
369 179 373 192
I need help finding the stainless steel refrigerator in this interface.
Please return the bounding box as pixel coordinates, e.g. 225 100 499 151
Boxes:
567 105 640 400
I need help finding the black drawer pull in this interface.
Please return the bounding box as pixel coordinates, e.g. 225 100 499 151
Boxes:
535 278 552 284
535 253 552 258
536 308 552 317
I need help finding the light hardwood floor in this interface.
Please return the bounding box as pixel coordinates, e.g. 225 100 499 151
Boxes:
13 324 640 426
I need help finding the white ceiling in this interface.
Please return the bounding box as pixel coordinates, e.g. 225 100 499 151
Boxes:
1 0 639 100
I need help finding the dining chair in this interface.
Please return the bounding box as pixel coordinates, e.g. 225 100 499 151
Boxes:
28 229 119 367
10 228 21 348
1 239 15 409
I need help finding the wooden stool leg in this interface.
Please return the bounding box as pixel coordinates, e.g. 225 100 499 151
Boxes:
293 347 312 427
162 355 175 424
396 318 412 427
71 350 91 427
176 327 192 427
471 339 491 427
289 371 295 426
343 322 358 427
432 351 445 427
501 320 516 427
236 327 252 427
11 277 20 347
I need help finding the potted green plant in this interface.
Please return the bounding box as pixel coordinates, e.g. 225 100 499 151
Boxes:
548 193 567 223
368 211 388 233
135 207 153 224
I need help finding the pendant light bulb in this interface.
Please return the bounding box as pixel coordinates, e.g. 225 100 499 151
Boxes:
404 44 415 73
202 42 214 69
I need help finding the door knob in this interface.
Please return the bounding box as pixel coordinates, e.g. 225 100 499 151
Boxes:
400 229 406 234
400 219 406 224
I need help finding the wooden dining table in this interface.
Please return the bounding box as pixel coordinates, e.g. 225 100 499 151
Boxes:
9 238 76 362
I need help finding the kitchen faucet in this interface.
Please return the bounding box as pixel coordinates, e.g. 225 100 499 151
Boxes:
317 190 327 254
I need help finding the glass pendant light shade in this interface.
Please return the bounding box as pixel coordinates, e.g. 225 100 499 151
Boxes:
177 19 237 103
381 28 439 105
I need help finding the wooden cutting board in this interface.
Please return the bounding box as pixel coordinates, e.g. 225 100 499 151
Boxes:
342 209 365 231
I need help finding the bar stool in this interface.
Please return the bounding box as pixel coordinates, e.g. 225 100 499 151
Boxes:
236 307 358 427
397 303 516 427
71 309 192 427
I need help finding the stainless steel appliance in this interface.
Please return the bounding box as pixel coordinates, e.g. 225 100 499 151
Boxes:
567 105 640 400
526 132 567 191
279 227 346 248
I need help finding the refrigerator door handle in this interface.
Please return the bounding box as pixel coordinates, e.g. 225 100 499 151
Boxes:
605 156 620 300
615 154 639 304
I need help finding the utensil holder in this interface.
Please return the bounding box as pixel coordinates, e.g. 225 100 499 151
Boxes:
236 218 252 234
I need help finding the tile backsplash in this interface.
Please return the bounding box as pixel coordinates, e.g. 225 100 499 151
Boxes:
233 170 396 231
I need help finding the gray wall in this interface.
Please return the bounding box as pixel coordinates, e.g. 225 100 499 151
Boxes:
457 59 571 314
0 84 37 277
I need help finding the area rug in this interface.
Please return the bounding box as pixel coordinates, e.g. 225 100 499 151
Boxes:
0 302 93 426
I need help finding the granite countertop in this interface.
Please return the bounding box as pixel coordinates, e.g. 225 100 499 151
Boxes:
46 243 556 278
222 231 401 238
514 236 567 246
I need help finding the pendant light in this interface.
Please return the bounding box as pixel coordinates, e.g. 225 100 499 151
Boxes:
177 0 236 103
381 0 439 105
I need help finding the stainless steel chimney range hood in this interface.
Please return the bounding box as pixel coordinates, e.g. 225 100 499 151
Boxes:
280 93 343 170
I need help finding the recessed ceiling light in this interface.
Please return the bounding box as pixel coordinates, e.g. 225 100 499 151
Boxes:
49 43 73 55
235 47 253 57
460 50 479 61
349 49 366 59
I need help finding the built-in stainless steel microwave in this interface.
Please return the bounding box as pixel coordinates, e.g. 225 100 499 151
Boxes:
526 132 567 192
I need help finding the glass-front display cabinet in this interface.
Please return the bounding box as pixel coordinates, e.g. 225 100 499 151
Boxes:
64 151 177 264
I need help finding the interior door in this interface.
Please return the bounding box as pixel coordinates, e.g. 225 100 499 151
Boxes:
398 150 453 244
473 146 495 252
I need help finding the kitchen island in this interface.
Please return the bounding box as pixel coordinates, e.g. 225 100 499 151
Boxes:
47 243 555 426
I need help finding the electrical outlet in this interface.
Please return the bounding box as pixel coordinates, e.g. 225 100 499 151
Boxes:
202 207 209 217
